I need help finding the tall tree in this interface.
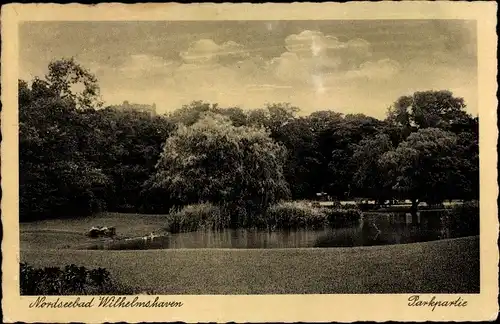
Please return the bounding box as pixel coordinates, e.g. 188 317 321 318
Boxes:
45 57 103 109
272 117 323 199
379 128 460 215
215 106 249 127
167 101 219 126
386 90 470 131
86 108 175 211
318 113 385 198
19 77 110 221
351 133 394 202
145 113 290 226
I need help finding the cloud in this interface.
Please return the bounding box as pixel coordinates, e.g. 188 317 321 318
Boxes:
118 54 176 78
284 30 356 58
267 30 377 85
229 55 269 83
94 32 405 117
100 33 471 119
268 52 310 83
20 21 478 121
285 30 342 58
345 59 401 79
284 30 371 60
345 38 371 54
180 39 249 65
172 63 237 88
180 39 220 64
88 54 177 91
267 51 343 87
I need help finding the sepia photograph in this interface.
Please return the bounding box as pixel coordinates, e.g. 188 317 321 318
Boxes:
2 2 498 323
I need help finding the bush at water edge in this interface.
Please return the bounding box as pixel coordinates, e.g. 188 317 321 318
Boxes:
440 200 479 236
166 202 230 233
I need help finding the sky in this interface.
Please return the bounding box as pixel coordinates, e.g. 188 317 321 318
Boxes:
19 20 477 118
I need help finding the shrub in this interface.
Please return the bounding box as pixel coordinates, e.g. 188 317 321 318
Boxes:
265 201 364 230
323 207 363 227
266 201 329 230
440 200 479 236
165 203 230 233
20 263 133 295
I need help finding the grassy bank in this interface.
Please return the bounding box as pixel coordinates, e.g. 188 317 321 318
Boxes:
21 236 479 294
20 212 169 250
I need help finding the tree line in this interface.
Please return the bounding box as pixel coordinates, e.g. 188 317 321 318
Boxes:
19 58 479 222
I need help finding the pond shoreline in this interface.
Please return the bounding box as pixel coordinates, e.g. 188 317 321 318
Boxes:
21 208 475 250
22 234 479 252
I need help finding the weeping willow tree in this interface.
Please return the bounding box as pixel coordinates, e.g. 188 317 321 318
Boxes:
145 113 290 227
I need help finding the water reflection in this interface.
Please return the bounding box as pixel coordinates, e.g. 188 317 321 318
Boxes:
87 210 471 250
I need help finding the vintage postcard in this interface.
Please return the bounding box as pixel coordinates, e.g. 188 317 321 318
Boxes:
1 2 498 322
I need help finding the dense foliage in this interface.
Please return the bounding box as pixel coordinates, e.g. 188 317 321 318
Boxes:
165 203 230 233
265 201 329 230
19 58 479 225
266 201 362 230
440 201 480 236
20 263 132 295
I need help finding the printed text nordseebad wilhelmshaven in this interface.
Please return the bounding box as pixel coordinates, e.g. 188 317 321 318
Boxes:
29 296 184 308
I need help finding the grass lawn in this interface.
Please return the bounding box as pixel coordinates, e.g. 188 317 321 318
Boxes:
20 213 480 294
20 212 169 250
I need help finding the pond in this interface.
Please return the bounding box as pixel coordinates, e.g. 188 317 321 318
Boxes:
87 210 476 250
